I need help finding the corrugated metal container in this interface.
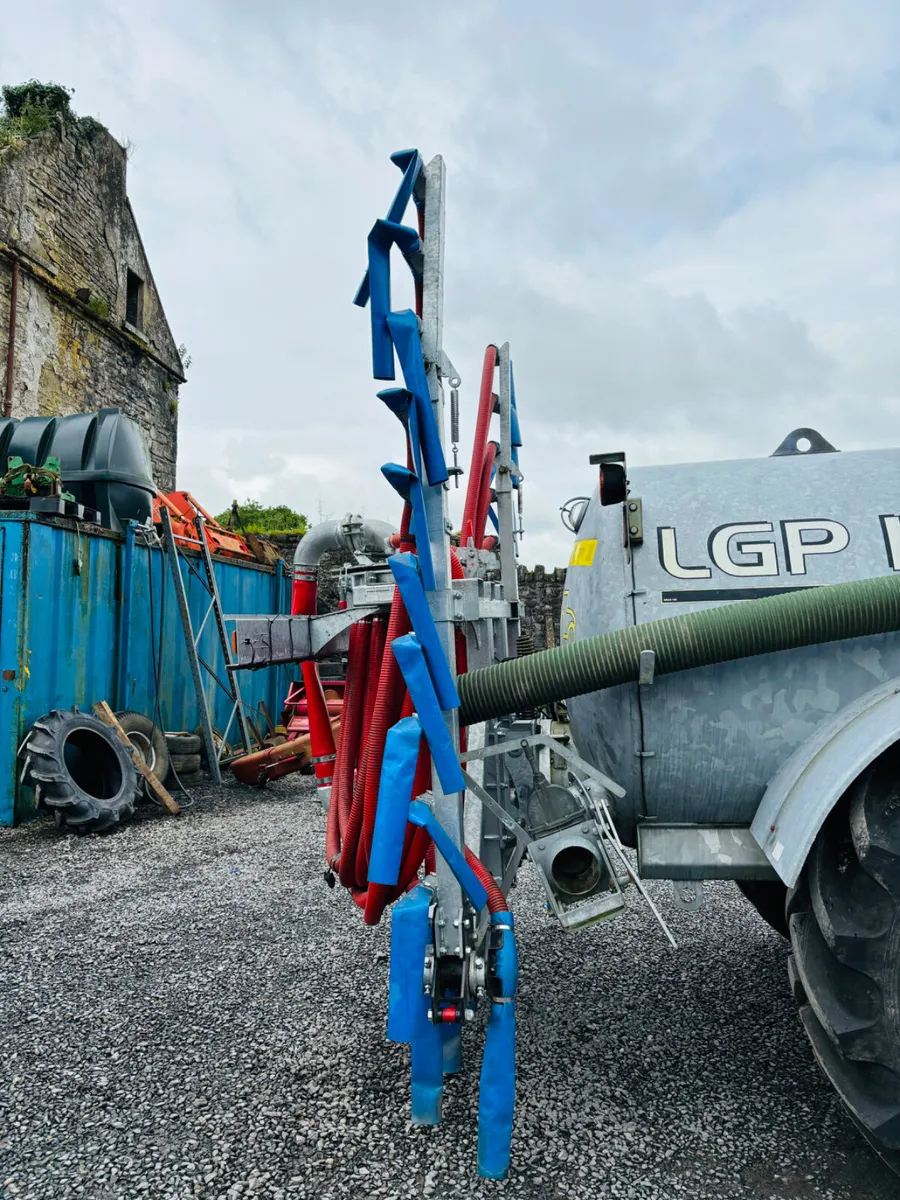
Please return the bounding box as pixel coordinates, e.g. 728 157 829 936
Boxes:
0 512 293 824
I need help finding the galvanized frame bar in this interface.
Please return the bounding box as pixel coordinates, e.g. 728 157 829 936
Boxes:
419 154 465 957
160 506 222 785
195 517 253 755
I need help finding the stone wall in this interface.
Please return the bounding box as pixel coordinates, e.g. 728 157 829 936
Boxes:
0 119 183 488
517 565 566 650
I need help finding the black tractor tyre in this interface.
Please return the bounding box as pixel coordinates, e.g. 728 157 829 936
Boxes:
114 711 170 790
166 732 201 756
174 771 204 789
788 745 900 1175
737 879 789 938
19 708 139 832
168 753 201 776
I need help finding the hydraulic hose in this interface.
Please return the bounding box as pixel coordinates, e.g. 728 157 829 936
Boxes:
458 571 900 725
473 441 499 550
462 346 498 540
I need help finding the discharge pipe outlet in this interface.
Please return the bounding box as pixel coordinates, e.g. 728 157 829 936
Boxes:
458 571 900 725
291 514 397 615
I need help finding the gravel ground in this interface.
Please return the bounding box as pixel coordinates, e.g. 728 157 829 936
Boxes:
0 776 898 1200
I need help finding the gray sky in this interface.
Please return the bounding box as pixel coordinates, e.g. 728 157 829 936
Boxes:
4 1 900 566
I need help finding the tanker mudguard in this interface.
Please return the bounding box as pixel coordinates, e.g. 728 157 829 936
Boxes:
752 675 900 887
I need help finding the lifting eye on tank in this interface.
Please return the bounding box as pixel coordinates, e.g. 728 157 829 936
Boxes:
589 451 628 506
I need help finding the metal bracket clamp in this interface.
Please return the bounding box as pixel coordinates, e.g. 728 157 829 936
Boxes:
447 578 510 623
625 497 643 545
460 733 626 800
226 606 384 669
639 649 656 687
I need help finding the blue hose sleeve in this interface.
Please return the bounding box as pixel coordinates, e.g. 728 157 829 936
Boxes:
381 462 414 503
408 799 488 912
509 361 521 448
366 222 422 380
369 716 422 886
392 635 465 794
378 395 436 590
411 1009 444 1125
478 911 517 1180
387 883 432 1043
354 149 423 308
441 1025 462 1075
386 310 448 485
389 554 459 710
379 470 434 590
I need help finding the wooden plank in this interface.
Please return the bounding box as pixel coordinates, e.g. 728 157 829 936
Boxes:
92 701 180 816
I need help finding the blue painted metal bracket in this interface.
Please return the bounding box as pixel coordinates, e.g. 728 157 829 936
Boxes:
369 716 423 886
386 310 448 485
408 798 487 912
354 149 424 309
392 635 465 795
477 910 518 1179
389 554 458 710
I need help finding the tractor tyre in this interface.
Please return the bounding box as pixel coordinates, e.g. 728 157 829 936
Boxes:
18 708 139 833
174 771 204 789
736 880 789 938
788 744 900 1175
114 711 170 795
169 753 201 776
165 732 201 756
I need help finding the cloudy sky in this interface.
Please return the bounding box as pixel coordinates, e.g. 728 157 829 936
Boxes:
4 1 900 565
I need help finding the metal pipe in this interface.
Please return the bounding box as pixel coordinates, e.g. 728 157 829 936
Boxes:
291 514 396 615
229 721 340 786
4 259 19 419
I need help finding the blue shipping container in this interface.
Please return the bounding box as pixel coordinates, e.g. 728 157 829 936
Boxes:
0 512 293 824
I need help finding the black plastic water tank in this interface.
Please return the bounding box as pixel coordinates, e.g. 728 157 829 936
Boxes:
0 408 156 532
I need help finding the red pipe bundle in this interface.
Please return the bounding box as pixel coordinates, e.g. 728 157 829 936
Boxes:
321 371 503 926
462 346 500 550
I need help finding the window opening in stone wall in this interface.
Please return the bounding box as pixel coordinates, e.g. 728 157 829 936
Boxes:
126 269 144 330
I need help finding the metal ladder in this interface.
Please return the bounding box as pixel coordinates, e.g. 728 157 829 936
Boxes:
159 506 253 784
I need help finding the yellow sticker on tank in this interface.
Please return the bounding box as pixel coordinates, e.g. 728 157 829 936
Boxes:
568 539 598 567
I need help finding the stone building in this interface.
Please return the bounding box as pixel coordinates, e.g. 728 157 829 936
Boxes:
0 83 183 488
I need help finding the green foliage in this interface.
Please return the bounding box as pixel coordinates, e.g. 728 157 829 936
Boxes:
87 295 109 320
0 80 107 151
2 81 73 119
167 398 179 415
216 499 309 536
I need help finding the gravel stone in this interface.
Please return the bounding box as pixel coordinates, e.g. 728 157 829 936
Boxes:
0 775 897 1199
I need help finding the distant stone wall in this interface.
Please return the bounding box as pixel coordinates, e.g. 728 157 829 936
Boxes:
267 533 567 648
517 565 566 650
0 121 183 489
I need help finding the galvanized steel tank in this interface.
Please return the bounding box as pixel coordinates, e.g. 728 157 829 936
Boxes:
562 431 900 844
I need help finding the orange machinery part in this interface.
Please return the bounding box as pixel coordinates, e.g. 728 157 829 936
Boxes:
230 719 341 787
153 490 257 561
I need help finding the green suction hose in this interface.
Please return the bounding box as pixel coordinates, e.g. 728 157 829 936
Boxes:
458 573 900 725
